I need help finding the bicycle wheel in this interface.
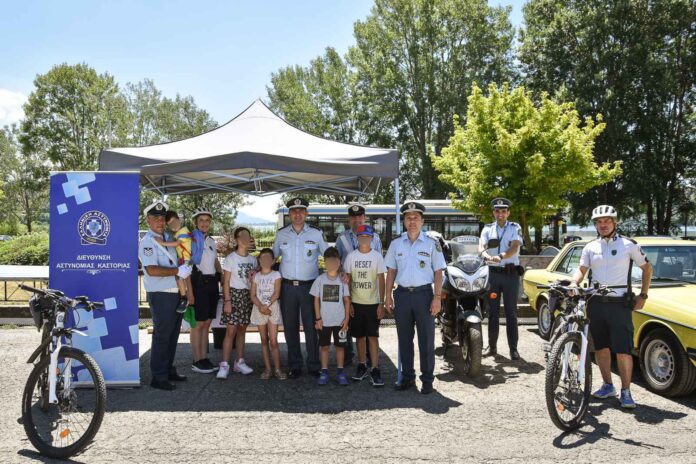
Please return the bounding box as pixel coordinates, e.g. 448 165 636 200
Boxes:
545 331 591 431
22 347 106 459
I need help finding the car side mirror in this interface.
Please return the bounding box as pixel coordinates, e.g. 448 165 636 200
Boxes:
487 238 500 249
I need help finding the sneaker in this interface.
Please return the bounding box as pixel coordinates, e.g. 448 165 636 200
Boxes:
216 362 230 379
202 358 219 372
352 363 368 381
620 389 637 409
317 370 330 386
369 367 384 387
192 360 215 374
336 371 350 386
592 383 617 399
233 359 254 375
260 369 272 380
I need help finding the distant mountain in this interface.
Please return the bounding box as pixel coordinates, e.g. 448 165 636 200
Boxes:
235 211 276 225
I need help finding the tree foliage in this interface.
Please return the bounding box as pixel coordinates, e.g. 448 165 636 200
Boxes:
520 0 696 232
434 83 621 250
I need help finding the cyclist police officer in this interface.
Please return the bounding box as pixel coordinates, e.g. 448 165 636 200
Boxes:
138 200 192 391
570 205 652 408
479 198 523 360
384 201 446 394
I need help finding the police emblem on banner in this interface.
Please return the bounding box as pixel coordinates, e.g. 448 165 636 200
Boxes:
78 210 111 245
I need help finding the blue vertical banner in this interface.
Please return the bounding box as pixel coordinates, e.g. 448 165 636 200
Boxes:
49 172 141 386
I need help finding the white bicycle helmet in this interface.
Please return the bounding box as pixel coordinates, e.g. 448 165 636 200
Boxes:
191 207 213 220
591 205 617 220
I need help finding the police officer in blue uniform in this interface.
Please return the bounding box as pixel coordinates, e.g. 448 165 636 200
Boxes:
385 201 446 394
273 197 329 378
138 200 192 390
335 204 383 261
479 198 523 360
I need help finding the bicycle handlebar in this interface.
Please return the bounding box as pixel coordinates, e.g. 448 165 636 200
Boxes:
20 284 103 310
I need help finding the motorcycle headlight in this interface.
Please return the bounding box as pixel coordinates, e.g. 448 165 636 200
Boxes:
454 277 471 292
471 277 487 292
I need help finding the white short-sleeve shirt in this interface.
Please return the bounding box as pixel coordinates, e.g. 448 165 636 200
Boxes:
579 235 648 296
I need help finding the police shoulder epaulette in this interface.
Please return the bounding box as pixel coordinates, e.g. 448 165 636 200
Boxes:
277 225 288 232
626 237 638 244
510 222 520 227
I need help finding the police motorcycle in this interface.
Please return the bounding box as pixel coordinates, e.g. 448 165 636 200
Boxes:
438 235 500 378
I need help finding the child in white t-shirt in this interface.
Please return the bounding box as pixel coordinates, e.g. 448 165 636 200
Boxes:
218 227 257 379
344 224 386 387
250 248 285 380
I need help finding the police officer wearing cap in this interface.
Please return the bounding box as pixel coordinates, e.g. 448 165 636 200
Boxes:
335 204 383 364
384 201 446 394
569 205 652 409
139 200 193 390
336 205 383 261
273 197 329 378
479 198 523 360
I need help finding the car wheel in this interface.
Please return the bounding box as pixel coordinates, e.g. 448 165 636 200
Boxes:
639 328 696 397
537 297 553 340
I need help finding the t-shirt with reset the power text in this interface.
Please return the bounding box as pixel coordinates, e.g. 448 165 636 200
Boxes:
344 249 386 305
309 273 350 327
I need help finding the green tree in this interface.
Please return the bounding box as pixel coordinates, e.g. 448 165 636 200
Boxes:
20 63 128 170
520 0 696 233
351 0 516 198
0 125 49 233
434 83 621 251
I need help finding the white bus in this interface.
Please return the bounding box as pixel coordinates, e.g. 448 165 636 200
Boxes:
276 199 481 249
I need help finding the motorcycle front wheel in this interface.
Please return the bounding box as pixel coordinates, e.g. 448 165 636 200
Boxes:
460 324 483 377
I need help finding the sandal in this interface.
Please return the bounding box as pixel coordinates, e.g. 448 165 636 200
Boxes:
274 368 287 380
260 369 272 380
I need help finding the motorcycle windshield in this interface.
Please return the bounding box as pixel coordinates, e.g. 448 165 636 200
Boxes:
456 255 483 273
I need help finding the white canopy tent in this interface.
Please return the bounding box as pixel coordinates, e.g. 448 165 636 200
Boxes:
100 99 401 232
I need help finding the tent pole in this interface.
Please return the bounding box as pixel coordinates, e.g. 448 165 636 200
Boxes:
395 177 401 235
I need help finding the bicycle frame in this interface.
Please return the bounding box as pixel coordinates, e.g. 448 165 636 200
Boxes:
45 305 87 404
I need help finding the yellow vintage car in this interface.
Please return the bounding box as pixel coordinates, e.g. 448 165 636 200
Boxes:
523 237 696 397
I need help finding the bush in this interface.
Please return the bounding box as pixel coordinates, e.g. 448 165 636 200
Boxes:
0 232 49 265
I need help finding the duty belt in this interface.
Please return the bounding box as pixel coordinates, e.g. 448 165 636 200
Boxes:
396 284 432 292
490 264 516 274
282 278 314 286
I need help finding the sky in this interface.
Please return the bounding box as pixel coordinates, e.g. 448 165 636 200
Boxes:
0 0 525 222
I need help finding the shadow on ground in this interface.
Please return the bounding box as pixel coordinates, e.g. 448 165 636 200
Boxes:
434 342 545 389
106 341 461 415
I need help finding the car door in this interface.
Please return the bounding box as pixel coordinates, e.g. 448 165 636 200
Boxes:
549 244 584 282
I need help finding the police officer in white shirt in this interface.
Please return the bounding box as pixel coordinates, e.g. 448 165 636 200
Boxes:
273 198 329 378
384 201 446 394
336 204 383 261
479 198 523 360
138 200 192 391
570 205 652 409
188 208 223 374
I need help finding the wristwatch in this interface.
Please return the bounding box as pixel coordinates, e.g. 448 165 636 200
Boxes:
639 293 648 300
